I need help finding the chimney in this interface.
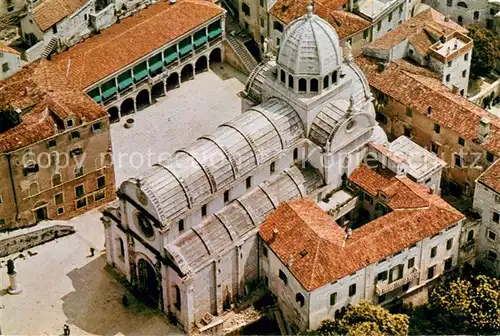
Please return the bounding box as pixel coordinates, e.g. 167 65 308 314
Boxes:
478 117 490 143
272 224 279 238
452 84 460 94
53 123 58 134
287 254 294 267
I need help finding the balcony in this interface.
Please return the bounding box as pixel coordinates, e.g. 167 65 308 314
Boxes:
460 239 475 252
376 267 419 295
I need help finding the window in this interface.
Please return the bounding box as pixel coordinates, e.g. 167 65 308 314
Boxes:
495 195 500 204
279 269 288 285
288 75 294 89
427 106 432 116
0 195 2 205
430 246 437 258
246 176 252 189
52 173 61 186
263 246 268 257
376 112 387 125
0 219 4 225
273 21 284 32
23 163 39 176
92 122 103 132
260 17 264 28
454 154 463 167
47 139 57 148
363 29 369 40
1 62 8 73
446 74 450 82
224 190 230 203
427 265 435 279
458 16 463 24
458 137 465 146
467 230 474 242
378 293 387 303
76 198 87 209
402 283 410 292
70 131 80 140
377 21 382 31
406 107 412 117
97 176 106 189
242 3 250 16
460 89 465 96
446 238 453 250
298 78 307 92
66 119 74 128
404 126 412 138
310 78 318 92
201 204 207 217
293 148 298 161
377 270 388 281
431 142 439 155
462 70 467 78
323 76 329 89
330 293 337 305
486 152 494 163
280 69 285 83
487 250 498 261
474 11 479 19
75 185 84 198
388 12 393 22
174 285 181 310
75 166 84 177
178 219 184 232
365 194 373 205
57 207 64 215
348 284 356 296
446 0 452 6
464 53 469 61
408 257 415 269
332 71 338 84
70 148 83 157
295 293 305 307
448 61 452 67
389 265 404 283
52 25 58 34
270 162 276 174
493 212 499 223
434 124 441 134
55 193 63 205
488 230 497 241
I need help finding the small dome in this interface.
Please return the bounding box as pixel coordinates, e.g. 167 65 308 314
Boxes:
277 5 342 76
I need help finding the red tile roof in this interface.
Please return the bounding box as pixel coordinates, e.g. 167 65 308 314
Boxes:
0 42 21 55
269 0 370 39
260 165 463 291
357 56 500 156
0 60 107 152
478 159 500 193
51 0 224 90
34 0 89 31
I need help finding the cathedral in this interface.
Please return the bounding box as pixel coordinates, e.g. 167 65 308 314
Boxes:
102 5 390 332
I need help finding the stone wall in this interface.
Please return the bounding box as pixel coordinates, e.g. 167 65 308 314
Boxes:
223 39 250 75
0 224 75 257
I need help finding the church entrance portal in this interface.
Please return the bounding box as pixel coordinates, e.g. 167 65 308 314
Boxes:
137 258 159 305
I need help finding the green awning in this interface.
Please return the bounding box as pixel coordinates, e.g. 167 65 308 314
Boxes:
179 37 192 56
208 27 222 40
194 35 207 47
164 52 178 64
148 54 163 74
117 71 133 91
133 62 148 82
88 89 101 103
102 83 117 99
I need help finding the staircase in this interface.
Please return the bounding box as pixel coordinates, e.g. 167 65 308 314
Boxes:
226 34 258 75
41 36 58 59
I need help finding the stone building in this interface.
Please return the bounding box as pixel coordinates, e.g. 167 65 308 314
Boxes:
260 165 464 332
0 43 21 80
0 60 115 230
50 0 225 123
357 8 500 196
473 158 500 276
0 0 25 17
423 0 500 29
101 6 463 333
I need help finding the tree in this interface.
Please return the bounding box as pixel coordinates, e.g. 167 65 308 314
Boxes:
429 275 500 333
468 25 500 78
314 301 409 336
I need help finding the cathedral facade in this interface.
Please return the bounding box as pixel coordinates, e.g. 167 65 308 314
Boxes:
102 5 386 332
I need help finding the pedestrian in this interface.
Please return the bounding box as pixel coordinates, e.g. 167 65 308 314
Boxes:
63 324 70 336
90 247 95 257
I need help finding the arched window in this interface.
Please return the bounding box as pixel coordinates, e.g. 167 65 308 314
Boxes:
323 76 329 89
280 69 285 83
52 173 62 186
29 182 39 196
457 15 463 24
310 78 319 92
295 292 305 307
174 285 181 310
473 11 479 19
298 78 307 92
293 148 299 161
119 238 125 257
467 230 474 242
457 1 467 8
273 21 284 32
288 75 294 89
242 3 250 16
332 71 338 84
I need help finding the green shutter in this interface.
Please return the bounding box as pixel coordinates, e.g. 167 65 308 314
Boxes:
179 37 193 56
101 79 117 99
133 62 148 82
148 53 163 74
88 88 101 103
117 71 133 91
194 29 207 47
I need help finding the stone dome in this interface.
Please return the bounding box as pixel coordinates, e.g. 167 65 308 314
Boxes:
277 5 342 76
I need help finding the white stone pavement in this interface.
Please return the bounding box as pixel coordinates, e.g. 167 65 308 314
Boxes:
0 64 247 335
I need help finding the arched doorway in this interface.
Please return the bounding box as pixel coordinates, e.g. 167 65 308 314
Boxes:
166 72 179 91
136 89 150 111
108 106 119 123
137 258 159 304
180 64 194 83
121 98 135 117
195 56 208 74
209 48 222 67
151 82 165 101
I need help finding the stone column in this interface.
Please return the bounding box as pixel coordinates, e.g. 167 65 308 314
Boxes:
102 216 114 266
7 260 22 295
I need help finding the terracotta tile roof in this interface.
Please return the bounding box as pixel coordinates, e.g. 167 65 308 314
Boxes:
365 8 467 55
478 159 500 193
269 0 369 39
0 60 107 152
33 0 89 31
357 56 500 156
51 0 224 90
0 42 21 55
260 165 463 291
